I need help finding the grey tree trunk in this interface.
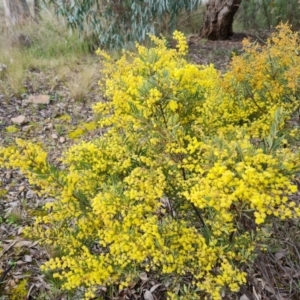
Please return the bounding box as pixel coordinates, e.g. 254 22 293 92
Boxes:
200 0 242 40
3 0 31 26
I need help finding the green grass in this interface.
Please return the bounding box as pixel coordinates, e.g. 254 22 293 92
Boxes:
0 5 93 98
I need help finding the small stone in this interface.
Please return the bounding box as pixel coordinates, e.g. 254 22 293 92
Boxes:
59 136 65 143
27 95 50 105
11 115 27 125
26 190 34 199
51 133 58 139
24 255 33 263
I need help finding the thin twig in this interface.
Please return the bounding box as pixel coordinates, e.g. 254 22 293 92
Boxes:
245 86 267 114
0 240 18 259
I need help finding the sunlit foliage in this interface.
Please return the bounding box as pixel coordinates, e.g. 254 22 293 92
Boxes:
1 25 300 299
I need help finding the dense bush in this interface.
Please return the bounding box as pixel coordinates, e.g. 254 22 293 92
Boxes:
238 0 300 30
45 0 201 49
1 24 300 299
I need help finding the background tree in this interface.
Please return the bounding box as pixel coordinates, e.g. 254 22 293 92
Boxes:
3 0 31 26
238 0 300 31
200 0 242 40
43 0 202 49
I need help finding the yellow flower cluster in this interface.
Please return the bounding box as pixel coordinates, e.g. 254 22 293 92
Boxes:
173 30 189 55
1 27 300 299
216 23 300 138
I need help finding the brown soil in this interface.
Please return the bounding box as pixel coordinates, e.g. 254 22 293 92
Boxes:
187 32 262 71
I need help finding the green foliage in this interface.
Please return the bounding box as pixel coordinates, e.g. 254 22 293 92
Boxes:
6 211 23 225
10 279 28 300
5 126 19 133
43 0 201 49
237 0 300 30
23 11 90 60
0 8 92 98
68 121 97 139
0 189 8 197
1 25 300 300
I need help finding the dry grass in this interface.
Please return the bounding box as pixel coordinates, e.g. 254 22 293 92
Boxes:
176 5 206 34
0 45 31 98
0 5 92 98
62 63 97 102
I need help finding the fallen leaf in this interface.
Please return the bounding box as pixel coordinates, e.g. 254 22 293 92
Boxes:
150 283 161 293
13 273 31 279
14 240 35 248
17 227 24 235
240 295 250 300
144 290 154 300
18 186 25 192
252 286 261 300
0 240 18 258
139 272 148 281
27 284 36 299
5 171 12 179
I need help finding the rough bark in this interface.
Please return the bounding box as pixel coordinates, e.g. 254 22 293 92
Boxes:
3 0 31 27
200 0 242 40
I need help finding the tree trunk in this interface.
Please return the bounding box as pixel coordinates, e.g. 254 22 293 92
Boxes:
200 0 242 40
3 0 31 27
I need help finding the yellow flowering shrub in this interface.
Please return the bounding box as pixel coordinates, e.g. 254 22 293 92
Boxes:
215 23 300 137
1 26 300 299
